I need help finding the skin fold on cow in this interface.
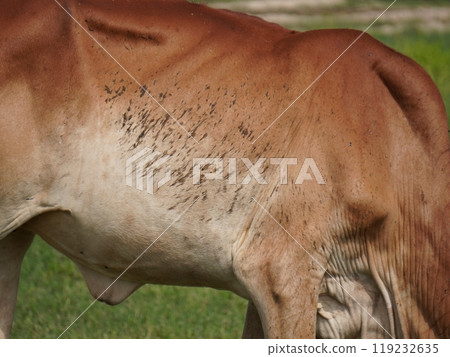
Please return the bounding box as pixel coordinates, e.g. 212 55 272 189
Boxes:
0 0 449 338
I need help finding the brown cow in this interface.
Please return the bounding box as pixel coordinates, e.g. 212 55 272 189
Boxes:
0 0 448 338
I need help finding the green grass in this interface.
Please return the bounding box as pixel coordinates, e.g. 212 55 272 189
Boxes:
199 0 450 6
195 0 450 8
346 0 450 7
12 238 247 338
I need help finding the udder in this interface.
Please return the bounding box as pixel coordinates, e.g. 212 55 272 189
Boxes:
316 273 391 338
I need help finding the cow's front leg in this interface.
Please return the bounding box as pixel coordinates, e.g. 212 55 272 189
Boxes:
234 219 325 338
0 229 33 338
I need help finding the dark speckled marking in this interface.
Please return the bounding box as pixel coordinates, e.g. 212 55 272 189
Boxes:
238 121 253 139
272 291 281 304
105 84 127 103
140 85 147 97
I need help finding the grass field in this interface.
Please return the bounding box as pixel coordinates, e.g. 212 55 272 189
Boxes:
13 238 247 338
11 0 449 338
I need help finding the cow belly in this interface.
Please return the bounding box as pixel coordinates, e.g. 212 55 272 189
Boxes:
316 274 391 338
76 263 142 305
23 207 246 297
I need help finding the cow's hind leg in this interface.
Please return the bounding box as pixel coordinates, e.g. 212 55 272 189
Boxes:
242 300 264 338
234 222 325 338
0 229 33 338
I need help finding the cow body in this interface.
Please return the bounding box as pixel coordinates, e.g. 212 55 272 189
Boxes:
0 0 449 338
